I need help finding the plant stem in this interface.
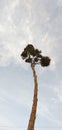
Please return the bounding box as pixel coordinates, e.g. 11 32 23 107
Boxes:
27 63 38 130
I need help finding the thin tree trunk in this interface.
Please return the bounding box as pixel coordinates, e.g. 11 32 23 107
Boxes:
27 63 38 130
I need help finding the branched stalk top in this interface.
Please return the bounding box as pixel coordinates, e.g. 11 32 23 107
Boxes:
21 44 51 67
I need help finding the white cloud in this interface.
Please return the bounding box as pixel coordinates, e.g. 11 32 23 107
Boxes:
38 99 62 126
0 115 13 128
0 0 62 71
57 0 62 7
45 81 62 103
0 24 5 32
53 85 62 102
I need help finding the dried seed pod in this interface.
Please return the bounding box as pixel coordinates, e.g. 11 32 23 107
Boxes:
40 56 51 67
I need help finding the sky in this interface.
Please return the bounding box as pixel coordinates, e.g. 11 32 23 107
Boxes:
0 0 62 130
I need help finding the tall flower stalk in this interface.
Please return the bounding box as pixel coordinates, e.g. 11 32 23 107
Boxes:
27 63 38 130
21 44 51 130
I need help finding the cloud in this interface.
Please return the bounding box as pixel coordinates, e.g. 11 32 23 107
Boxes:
57 0 62 7
0 115 13 128
38 98 62 127
51 84 62 102
0 0 62 71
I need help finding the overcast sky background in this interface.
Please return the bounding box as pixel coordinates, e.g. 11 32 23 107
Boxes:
0 0 62 130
